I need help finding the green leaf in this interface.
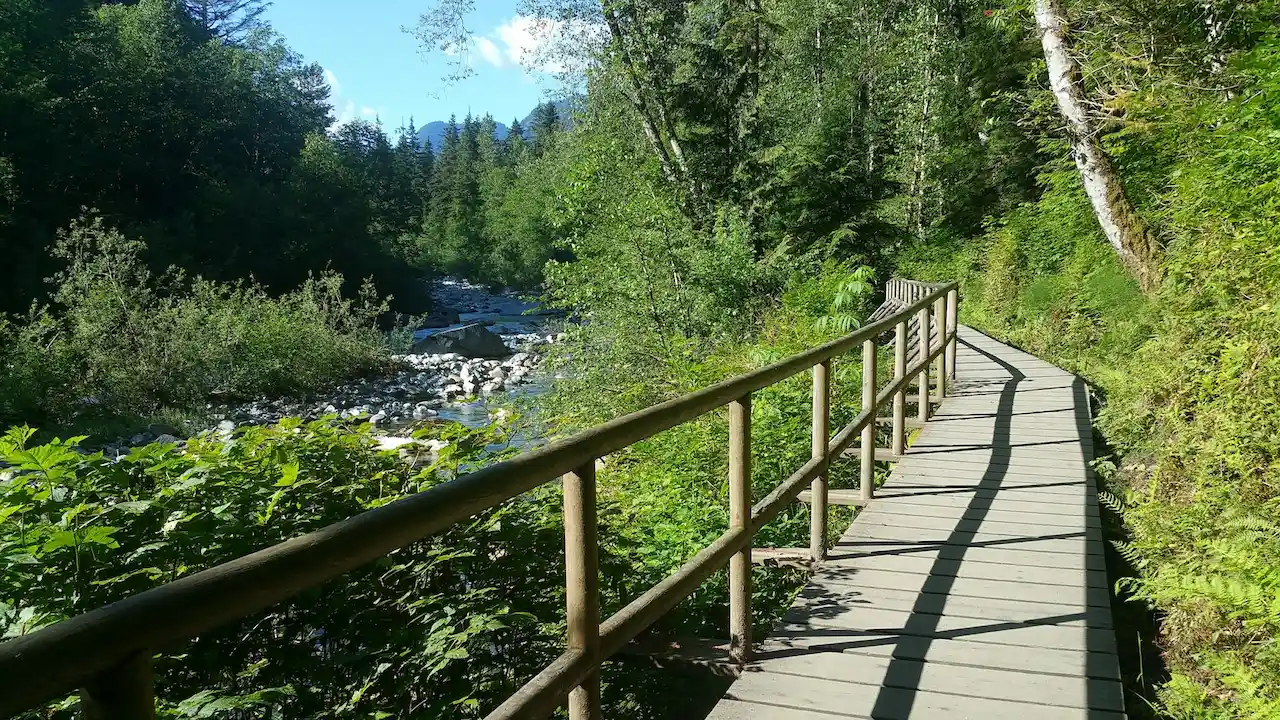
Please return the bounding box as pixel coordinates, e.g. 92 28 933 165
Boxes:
275 461 300 487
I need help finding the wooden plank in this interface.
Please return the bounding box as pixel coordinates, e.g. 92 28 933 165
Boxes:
883 475 1098 493
875 485 1097 504
863 503 1100 530
707 696 1120 720
878 416 926 429
792 583 1113 629
796 489 867 507
904 394 943 404
877 494 1101 519
840 447 902 462
834 524 1106 557
852 509 1105 541
894 454 1094 472
730 651 1124 711
826 540 1103 571
887 465 1098 485
901 447 1090 463
751 548 814 569
761 630 1120 682
817 549 1110 589
810 565 1113 607
917 425 1092 441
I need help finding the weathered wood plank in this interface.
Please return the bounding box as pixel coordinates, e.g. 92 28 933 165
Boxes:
751 548 814 569
761 630 1120 681
796 489 867 506
791 583 1114 629
872 493 1100 518
862 503 1099 530
816 550 1110 588
730 651 1125 710
707 666 1123 719
825 541 1102 572
852 511 1105 541
833 526 1106 558
839 447 903 463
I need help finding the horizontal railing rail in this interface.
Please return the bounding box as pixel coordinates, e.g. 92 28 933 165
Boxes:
0 280 960 720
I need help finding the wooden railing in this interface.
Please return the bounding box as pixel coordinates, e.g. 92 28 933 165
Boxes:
0 280 960 720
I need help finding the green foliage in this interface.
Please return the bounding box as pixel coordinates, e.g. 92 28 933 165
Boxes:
0 217 393 430
0 417 569 719
815 266 876 334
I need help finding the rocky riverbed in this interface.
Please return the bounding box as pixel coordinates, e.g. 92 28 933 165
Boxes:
110 279 563 454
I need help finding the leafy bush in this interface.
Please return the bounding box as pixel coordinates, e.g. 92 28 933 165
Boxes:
0 417 579 719
0 217 395 432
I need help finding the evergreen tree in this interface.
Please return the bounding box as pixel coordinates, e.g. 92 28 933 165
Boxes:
530 102 561 156
505 118 530 165
181 0 269 41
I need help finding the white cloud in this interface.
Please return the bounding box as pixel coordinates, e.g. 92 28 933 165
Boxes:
322 68 372 129
469 15 605 75
335 101 357 127
495 16 558 70
323 68 341 95
475 36 503 67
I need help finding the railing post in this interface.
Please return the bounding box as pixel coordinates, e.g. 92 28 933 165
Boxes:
860 339 877 502
564 463 601 720
933 295 947 401
945 287 959 382
916 305 930 424
810 361 830 562
729 395 752 664
81 654 154 720
892 320 907 457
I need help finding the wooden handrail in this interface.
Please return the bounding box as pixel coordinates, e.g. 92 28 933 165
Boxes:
0 280 959 720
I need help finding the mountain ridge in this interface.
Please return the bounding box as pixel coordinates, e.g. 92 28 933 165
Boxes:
414 99 573 151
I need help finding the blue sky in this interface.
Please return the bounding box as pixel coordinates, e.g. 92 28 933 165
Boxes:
265 0 564 131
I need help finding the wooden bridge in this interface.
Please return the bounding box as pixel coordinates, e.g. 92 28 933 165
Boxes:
705 324 1121 719
0 280 1120 719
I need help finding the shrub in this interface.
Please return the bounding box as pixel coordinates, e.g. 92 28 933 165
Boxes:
0 417 577 719
0 217 395 432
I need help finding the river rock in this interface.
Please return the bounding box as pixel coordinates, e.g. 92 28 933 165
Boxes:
412 323 509 358
419 309 462 328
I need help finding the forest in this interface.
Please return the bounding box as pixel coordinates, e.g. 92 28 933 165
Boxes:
3 0 1279 718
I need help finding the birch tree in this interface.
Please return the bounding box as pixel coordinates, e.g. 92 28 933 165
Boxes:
1034 0 1160 289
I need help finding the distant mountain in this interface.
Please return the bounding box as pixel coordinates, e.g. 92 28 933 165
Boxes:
415 99 574 152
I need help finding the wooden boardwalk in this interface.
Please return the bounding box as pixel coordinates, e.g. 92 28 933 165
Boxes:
706 326 1124 719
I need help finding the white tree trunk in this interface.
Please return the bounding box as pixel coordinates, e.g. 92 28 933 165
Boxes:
1035 0 1158 289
